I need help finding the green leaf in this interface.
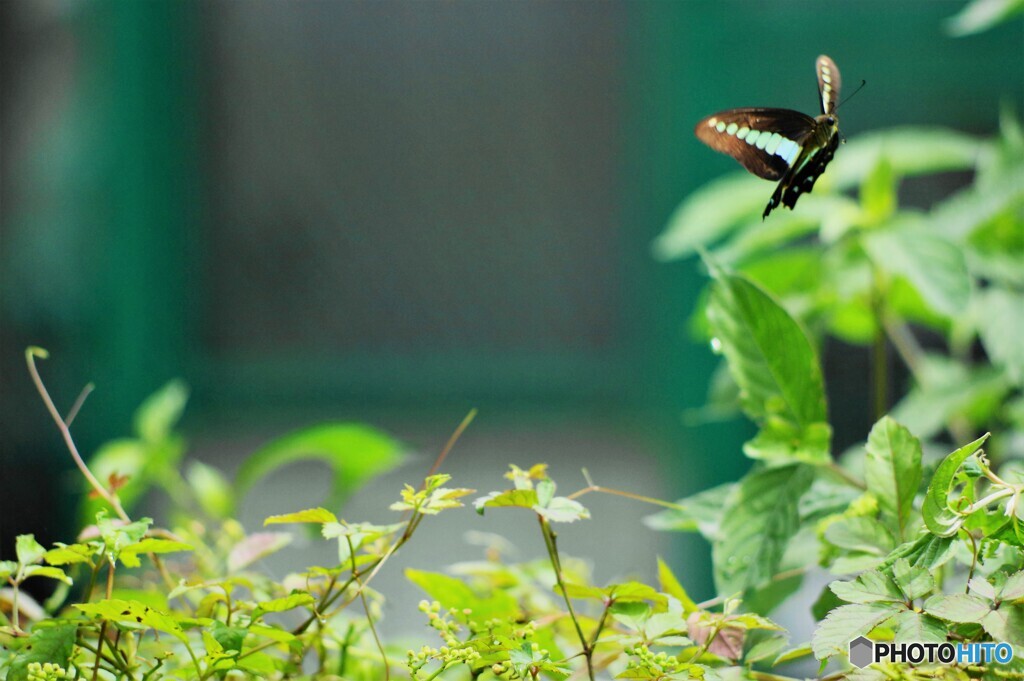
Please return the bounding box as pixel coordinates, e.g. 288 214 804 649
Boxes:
187 461 234 519
975 287 1024 386
0 560 17 580
644 483 735 539
946 0 1024 36
653 173 771 260
15 534 46 566
880 533 955 572
133 380 189 443
4 623 77 681
829 571 904 604
811 602 900 660
923 593 992 623
893 360 1009 439
823 517 895 556
535 496 590 523
75 598 187 642
863 417 922 538
43 543 94 566
922 433 991 536
863 221 970 318
235 423 405 513
980 605 1024 646
893 611 946 644
1000 570 1024 601
657 557 698 614
264 507 339 525
829 128 986 190
22 566 72 585
891 559 935 601
705 269 829 463
254 592 315 616
713 464 815 595
96 513 153 563
473 489 539 515
405 568 520 623
860 156 897 222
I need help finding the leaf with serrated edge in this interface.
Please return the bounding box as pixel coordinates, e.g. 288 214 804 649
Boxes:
1000 571 1024 601
924 593 992 623
264 508 338 525
892 558 935 601
894 611 946 644
864 417 922 539
829 570 903 604
705 269 829 464
812 603 900 660
714 464 814 594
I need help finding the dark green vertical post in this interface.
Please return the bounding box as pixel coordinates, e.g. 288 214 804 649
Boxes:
75 0 201 442
621 3 751 597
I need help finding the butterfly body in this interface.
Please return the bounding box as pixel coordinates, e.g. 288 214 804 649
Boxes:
695 55 843 219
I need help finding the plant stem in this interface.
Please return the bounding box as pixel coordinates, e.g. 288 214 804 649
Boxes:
538 516 593 681
870 267 889 421
26 348 129 522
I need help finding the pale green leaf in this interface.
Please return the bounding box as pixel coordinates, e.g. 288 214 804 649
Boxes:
653 174 771 260
644 483 735 539
255 592 315 615
829 128 986 190
893 611 946 644
473 488 539 515
975 287 1024 386
863 417 922 538
892 558 935 601
924 593 992 623
264 507 338 526
133 380 189 443
863 221 970 318
235 423 405 513
187 461 234 519
15 535 46 566
946 0 1024 36
829 571 904 604
812 603 900 660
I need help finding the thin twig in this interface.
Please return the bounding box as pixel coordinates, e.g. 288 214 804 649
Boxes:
26 348 128 521
424 408 477 482
64 382 95 427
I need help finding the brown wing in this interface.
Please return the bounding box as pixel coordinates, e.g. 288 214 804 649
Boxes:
816 55 842 115
694 108 817 180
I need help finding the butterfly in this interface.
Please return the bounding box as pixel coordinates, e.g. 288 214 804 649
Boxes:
695 55 842 219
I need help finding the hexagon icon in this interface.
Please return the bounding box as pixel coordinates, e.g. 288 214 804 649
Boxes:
848 636 874 668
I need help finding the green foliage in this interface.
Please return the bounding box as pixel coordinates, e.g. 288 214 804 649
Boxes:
5 72 1023 681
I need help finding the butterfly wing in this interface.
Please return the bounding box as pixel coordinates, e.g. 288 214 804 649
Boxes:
816 55 842 115
764 123 840 218
694 108 817 181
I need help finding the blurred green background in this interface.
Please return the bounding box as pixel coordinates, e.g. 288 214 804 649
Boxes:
1 0 1021 605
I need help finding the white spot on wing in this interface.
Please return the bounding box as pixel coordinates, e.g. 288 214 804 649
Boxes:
745 130 761 145
736 126 750 140
726 123 738 135
775 139 800 164
708 117 718 127
765 133 783 155
715 121 727 132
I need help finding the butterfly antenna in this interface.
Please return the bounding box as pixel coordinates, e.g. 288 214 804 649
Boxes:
836 79 867 111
